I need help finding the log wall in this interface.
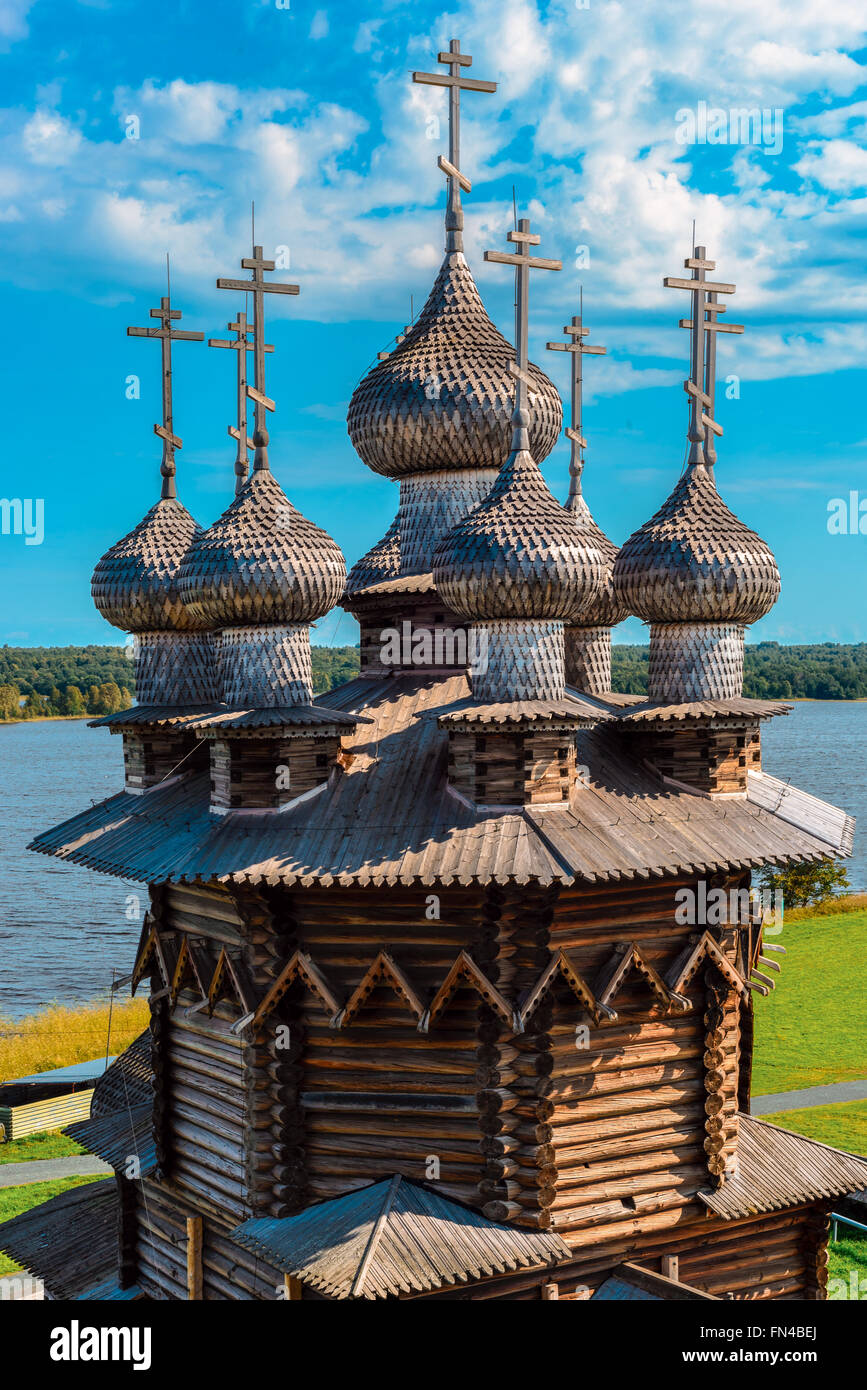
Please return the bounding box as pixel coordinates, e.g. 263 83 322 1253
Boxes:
133 1178 282 1301
415 1204 828 1302
629 724 762 794
262 886 493 1207
505 875 746 1235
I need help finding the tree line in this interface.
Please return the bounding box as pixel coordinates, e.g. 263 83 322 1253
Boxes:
2 641 867 717
610 642 867 700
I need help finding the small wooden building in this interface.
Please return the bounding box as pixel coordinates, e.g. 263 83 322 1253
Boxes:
3 37 866 1303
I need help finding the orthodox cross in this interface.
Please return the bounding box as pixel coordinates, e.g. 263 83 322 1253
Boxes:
546 290 606 501
664 243 743 470
208 311 274 494
127 276 204 500
485 217 561 441
412 39 497 252
216 245 299 471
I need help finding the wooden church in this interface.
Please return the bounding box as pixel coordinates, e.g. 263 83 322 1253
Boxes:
4 38 866 1303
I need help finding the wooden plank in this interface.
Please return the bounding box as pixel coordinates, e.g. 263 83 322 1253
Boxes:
186 1216 203 1301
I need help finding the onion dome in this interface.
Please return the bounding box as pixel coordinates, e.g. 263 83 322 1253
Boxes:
345 514 400 597
91 498 205 633
566 482 628 629
347 251 562 478
178 469 346 628
433 420 605 621
612 462 780 624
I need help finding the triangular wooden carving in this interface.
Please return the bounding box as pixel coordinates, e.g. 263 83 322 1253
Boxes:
169 937 199 1007
422 952 517 1034
666 932 750 1003
207 947 231 1015
518 949 610 1028
204 947 260 1022
131 923 158 996
594 943 678 1016
186 938 214 999
252 951 344 1028
341 951 426 1028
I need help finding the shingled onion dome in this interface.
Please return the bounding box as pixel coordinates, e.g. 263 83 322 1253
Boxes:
91 491 220 707
564 465 628 696
346 254 563 582
612 461 780 702
433 404 605 702
178 465 346 706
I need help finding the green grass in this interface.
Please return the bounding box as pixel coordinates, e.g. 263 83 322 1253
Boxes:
760 1100 867 1156
0 1176 102 1276
752 908 867 1094
828 1235 867 1299
0 1129 85 1164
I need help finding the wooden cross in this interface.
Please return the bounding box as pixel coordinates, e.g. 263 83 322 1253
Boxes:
547 290 606 499
208 311 274 494
413 39 497 252
127 285 204 500
485 217 561 431
664 243 742 470
217 245 299 471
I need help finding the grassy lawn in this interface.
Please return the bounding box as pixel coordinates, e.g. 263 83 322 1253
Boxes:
760 1099 867 1156
828 1234 867 1300
0 1129 84 1164
0 997 149 1082
0 1175 102 1277
752 907 867 1094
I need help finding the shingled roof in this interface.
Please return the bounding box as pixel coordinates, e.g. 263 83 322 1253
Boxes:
699 1116 867 1220
0 1179 119 1299
232 1174 570 1299
28 673 851 888
89 1030 153 1117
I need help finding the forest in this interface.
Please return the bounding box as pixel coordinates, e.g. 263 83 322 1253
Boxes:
1 641 867 718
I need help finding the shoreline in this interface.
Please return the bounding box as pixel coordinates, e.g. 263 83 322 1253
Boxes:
0 715 93 726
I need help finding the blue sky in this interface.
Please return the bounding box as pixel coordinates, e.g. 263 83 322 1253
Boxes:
1 0 867 647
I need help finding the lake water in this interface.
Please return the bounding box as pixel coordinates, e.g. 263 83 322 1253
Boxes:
0 702 864 1019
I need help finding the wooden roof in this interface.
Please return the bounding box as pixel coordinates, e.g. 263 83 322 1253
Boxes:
28 674 851 888
0 1179 119 1299
699 1117 867 1220
231 1175 570 1299
65 1104 156 1178
591 1262 718 1301
616 697 792 726
438 695 606 726
89 1029 153 1116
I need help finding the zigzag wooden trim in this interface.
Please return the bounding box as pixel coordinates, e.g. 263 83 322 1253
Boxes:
252 950 344 1028
595 942 680 1015
131 923 158 996
341 951 427 1028
186 938 214 1000
153 930 178 993
666 932 750 1003
169 937 197 1007
631 944 687 1012
422 951 517 1034
518 949 609 1028
207 947 231 1016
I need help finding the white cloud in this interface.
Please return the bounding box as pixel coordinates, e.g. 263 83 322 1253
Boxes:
1 0 866 398
22 109 82 166
795 138 867 191
0 0 34 48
